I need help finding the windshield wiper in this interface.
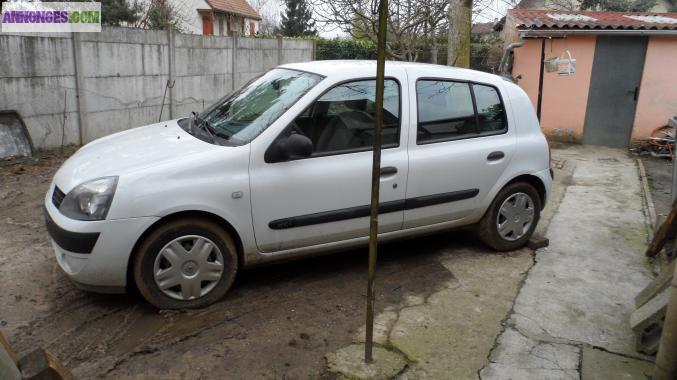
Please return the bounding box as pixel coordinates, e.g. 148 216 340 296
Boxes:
191 111 225 143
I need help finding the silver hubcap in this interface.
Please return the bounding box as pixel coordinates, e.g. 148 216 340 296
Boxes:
153 235 224 301
497 192 535 241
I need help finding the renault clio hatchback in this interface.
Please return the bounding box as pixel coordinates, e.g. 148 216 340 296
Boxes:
44 61 552 309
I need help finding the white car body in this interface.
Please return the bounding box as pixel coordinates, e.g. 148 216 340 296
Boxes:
45 61 551 294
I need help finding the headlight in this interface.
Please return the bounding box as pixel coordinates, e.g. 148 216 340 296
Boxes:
60 176 118 221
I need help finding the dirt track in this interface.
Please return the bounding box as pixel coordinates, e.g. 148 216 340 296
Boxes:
0 149 487 379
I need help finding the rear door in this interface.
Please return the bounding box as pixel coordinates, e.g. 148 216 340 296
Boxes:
249 72 410 252
404 76 516 228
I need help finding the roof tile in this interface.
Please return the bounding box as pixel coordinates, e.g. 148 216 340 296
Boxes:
509 9 677 30
206 0 261 20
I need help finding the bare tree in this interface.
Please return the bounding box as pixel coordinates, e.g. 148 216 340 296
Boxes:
134 0 190 31
250 0 281 34
311 0 447 61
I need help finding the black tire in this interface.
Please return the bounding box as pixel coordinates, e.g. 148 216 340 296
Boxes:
478 182 541 251
133 218 239 309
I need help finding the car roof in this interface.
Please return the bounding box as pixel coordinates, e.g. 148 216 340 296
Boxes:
279 60 504 85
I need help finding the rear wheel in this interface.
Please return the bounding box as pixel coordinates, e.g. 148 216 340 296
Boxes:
478 182 541 251
133 218 238 309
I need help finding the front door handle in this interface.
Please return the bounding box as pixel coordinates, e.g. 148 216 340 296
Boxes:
380 166 398 176
487 151 505 161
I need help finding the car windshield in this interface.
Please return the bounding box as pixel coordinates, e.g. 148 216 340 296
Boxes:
199 68 323 145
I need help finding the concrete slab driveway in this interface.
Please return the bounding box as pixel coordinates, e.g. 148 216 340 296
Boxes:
0 145 656 379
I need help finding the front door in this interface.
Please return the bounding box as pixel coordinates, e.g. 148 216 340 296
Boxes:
582 36 647 147
249 77 409 252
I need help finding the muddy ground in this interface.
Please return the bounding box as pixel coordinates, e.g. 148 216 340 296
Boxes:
0 148 512 379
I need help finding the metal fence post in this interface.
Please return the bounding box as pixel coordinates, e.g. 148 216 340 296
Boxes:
231 32 239 91
277 34 283 65
167 24 176 119
71 32 88 145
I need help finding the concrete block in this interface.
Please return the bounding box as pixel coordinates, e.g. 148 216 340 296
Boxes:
527 236 550 250
23 113 80 149
80 41 144 78
636 260 675 308
0 76 78 116
326 344 407 380
141 44 169 76
81 26 167 45
18 349 72 380
630 287 669 355
0 35 74 78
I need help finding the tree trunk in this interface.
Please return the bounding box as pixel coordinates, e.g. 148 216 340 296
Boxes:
430 30 438 64
447 0 472 68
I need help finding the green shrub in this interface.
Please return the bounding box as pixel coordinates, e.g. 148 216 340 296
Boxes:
315 38 377 60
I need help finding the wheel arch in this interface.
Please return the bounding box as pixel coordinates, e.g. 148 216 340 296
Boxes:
503 174 547 209
125 210 245 292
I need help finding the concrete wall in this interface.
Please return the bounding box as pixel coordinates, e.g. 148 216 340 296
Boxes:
0 27 314 149
511 36 597 141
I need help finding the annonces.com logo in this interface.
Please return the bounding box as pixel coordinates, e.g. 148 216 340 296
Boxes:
1 2 101 33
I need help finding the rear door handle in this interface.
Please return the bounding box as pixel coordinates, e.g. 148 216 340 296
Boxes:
487 151 505 161
380 166 398 176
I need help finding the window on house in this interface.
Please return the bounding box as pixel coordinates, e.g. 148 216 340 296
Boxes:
202 15 213 35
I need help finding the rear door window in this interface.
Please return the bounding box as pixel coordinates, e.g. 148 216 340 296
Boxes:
416 79 507 144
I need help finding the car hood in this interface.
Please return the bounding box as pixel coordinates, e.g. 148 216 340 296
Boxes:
54 119 222 192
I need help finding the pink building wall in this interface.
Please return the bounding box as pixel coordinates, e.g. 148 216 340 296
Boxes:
512 34 677 143
511 36 597 141
632 36 677 140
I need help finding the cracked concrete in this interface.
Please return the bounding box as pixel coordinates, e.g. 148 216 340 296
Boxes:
330 146 657 380
482 146 655 379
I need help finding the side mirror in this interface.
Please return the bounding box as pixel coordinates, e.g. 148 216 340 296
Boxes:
265 133 313 163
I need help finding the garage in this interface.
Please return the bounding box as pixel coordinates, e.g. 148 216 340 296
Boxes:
504 10 677 147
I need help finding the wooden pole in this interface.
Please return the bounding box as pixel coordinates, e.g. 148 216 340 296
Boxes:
365 0 389 364
654 261 677 380
645 198 677 258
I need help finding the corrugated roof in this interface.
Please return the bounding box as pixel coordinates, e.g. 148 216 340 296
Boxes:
206 0 261 20
509 9 677 30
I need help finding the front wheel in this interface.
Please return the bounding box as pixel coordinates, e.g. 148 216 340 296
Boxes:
133 218 239 309
478 182 541 251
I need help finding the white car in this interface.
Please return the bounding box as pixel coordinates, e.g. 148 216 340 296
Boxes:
45 61 552 309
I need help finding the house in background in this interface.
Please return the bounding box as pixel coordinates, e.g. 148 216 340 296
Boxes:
503 9 677 147
174 0 261 36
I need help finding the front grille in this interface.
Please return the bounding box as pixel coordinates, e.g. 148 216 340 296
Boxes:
52 186 65 209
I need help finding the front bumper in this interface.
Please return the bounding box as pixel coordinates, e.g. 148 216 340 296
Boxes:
44 185 159 291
